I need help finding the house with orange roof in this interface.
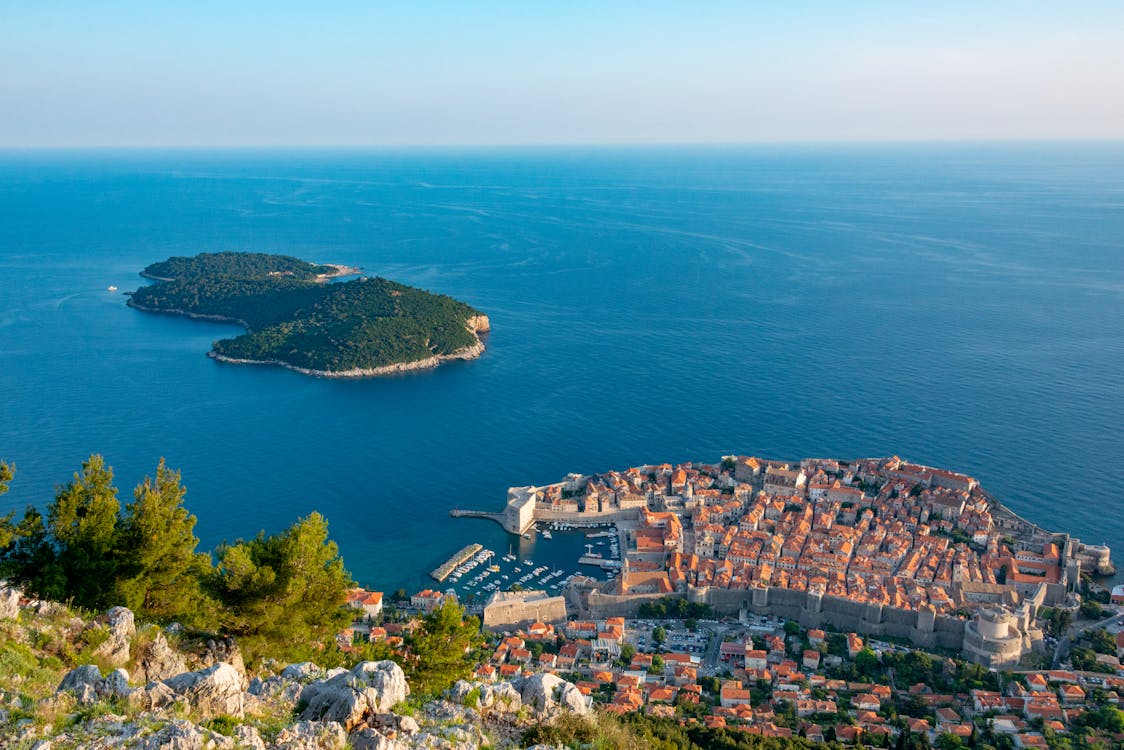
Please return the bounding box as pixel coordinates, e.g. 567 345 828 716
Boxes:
345 588 384 618
720 682 753 708
853 693 881 712
1058 684 1085 704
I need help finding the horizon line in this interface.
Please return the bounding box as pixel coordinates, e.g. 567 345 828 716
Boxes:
3 137 1124 152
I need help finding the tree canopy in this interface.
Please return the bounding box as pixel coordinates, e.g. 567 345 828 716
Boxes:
129 252 486 373
404 599 486 695
114 459 212 625
48 455 121 609
211 511 354 662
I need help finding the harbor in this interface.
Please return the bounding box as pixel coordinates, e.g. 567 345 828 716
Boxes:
434 521 624 604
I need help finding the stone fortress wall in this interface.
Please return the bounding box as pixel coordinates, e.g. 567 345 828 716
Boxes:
586 584 967 650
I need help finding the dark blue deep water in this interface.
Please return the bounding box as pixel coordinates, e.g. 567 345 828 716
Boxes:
1 145 1122 593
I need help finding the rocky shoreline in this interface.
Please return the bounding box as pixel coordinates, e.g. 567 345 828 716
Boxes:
125 298 250 329
207 337 487 379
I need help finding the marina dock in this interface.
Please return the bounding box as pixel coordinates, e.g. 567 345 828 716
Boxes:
430 543 484 582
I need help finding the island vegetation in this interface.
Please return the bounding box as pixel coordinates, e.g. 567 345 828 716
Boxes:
128 251 489 377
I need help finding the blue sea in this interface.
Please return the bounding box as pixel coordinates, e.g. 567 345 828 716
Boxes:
1 144 1122 595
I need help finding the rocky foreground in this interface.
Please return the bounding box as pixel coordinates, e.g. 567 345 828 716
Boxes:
0 585 586 750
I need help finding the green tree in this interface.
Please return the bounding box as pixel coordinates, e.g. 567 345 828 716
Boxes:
114 459 214 626
0 461 18 548
212 512 353 663
1080 599 1105 620
617 642 636 666
648 654 665 675
0 506 65 596
936 733 963 750
48 455 121 609
0 463 67 596
652 625 667 645
854 647 881 679
406 599 486 695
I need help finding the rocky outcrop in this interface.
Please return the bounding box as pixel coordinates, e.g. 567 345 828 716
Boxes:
272 721 348 750
349 727 402 750
162 662 245 719
234 725 267 750
199 637 246 680
297 661 408 731
447 680 521 714
92 606 136 667
0 583 20 620
98 668 134 699
133 630 189 684
128 681 178 711
137 718 229 750
465 314 491 334
516 674 589 719
280 661 323 682
58 664 103 704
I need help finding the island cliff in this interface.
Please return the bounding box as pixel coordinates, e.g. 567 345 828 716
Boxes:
127 252 489 378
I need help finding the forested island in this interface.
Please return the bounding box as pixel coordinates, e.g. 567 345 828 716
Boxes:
128 252 490 377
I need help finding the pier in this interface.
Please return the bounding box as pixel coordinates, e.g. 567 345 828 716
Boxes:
449 509 508 528
430 543 484 582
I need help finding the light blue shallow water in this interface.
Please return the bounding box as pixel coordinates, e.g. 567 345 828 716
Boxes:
1 145 1122 593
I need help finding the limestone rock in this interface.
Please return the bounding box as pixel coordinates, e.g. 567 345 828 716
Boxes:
196 637 247 686
92 606 135 667
397 715 420 736
298 661 408 731
58 664 103 695
446 680 521 713
248 675 302 705
349 728 401 750
271 720 347 750
129 681 177 711
422 699 477 725
489 681 522 712
0 584 21 620
163 662 245 719
73 683 98 705
410 724 487 750
134 630 189 684
280 662 322 682
234 725 266 750
518 674 589 718
138 719 216 750
98 668 133 699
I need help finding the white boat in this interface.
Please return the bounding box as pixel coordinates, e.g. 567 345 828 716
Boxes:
542 530 553 539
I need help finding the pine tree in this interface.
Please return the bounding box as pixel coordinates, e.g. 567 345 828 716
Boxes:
115 459 213 626
406 599 486 695
212 511 353 662
47 454 121 609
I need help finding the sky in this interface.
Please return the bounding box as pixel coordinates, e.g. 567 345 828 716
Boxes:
2 1 1124 147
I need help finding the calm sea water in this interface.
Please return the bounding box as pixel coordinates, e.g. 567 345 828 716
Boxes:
1 145 1122 594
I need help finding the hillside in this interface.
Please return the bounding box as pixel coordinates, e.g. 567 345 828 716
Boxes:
128 252 490 377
